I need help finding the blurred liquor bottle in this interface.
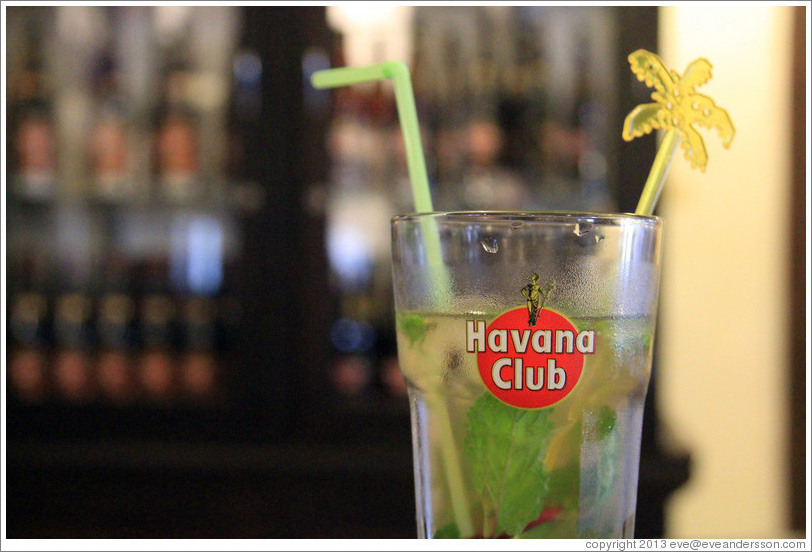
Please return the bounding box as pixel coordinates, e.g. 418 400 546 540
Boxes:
51 293 95 403
94 255 138 404
136 256 179 403
177 297 220 402
155 62 201 204
88 43 135 203
8 292 51 403
9 16 57 201
95 294 137 404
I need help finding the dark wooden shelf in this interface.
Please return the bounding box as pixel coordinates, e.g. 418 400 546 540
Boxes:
6 439 417 539
7 439 413 476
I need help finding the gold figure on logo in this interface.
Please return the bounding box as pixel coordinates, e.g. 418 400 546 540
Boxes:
521 273 554 327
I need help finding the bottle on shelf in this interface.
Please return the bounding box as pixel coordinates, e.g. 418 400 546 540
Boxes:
51 293 95 403
95 291 137 405
7 187 58 402
136 293 178 403
155 104 200 204
136 252 179 403
88 46 135 203
8 292 51 403
177 296 219 401
153 46 201 204
10 41 57 202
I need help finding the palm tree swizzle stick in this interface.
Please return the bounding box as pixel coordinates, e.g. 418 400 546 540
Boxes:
623 49 736 216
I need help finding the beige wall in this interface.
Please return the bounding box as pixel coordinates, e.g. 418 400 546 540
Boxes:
658 6 796 538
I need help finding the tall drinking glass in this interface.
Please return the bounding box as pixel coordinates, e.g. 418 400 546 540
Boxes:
391 212 662 539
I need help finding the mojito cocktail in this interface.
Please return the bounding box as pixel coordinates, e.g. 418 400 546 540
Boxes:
391 212 662 538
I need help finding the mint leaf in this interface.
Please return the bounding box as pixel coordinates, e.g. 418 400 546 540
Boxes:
595 421 621 507
596 405 617 439
463 393 555 537
433 522 460 539
579 406 623 535
545 462 581 513
396 313 434 348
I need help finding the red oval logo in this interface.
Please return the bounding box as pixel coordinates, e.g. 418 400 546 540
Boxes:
468 308 592 409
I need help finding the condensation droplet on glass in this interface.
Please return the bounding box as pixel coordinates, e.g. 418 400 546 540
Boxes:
480 238 498 254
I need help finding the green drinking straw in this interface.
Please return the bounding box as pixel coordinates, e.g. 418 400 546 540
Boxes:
311 61 432 213
311 61 472 537
622 49 735 215
311 61 450 299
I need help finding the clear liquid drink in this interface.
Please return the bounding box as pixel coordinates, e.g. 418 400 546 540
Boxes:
391 212 662 538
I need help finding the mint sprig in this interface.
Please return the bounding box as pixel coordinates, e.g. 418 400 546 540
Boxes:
431 395 622 538
463 393 555 537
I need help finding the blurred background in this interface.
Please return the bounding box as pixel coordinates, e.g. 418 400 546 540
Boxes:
4 5 806 539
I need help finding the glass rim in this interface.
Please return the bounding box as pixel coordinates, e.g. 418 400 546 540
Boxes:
391 210 661 227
